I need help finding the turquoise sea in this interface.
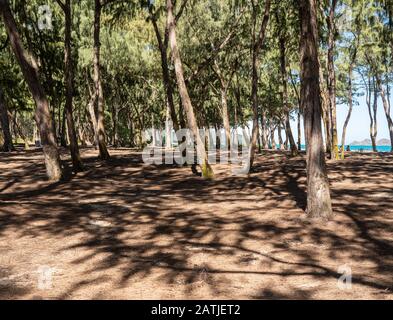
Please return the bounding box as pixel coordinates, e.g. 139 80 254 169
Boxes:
343 145 391 153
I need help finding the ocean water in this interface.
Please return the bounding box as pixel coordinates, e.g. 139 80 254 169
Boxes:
344 145 391 153
298 145 391 152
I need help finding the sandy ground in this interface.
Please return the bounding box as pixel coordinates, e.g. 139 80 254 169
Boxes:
0 147 392 300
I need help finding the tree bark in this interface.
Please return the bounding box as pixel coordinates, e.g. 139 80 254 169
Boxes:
376 74 393 152
0 0 62 181
94 0 110 160
166 0 213 178
299 0 333 220
0 86 15 151
149 6 179 132
319 64 332 155
60 0 83 171
249 0 272 168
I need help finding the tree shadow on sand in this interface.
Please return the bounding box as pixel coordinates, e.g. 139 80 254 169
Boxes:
0 149 392 299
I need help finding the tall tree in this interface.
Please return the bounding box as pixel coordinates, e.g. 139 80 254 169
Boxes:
249 0 271 168
166 0 213 178
277 11 298 156
93 0 110 159
299 0 333 219
0 0 62 181
56 0 83 171
148 2 180 132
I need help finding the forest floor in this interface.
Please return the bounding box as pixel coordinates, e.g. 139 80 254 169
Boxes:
0 147 393 300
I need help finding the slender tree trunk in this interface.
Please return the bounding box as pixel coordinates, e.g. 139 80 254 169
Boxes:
0 86 15 151
327 0 339 159
278 123 285 150
60 108 67 147
270 124 276 150
376 75 393 152
61 0 83 171
165 103 172 148
149 7 179 132
94 0 110 160
213 60 232 150
372 83 378 152
340 64 354 159
289 71 302 151
319 65 332 155
249 0 271 168
279 30 298 156
299 0 333 220
365 75 377 152
260 110 269 149
166 0 213 178
0 0 62 181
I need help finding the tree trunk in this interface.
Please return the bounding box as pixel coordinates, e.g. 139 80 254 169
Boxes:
279 32 298 156
0 86 15 152
249 0 271 168
327 0 339 160
340 64 354 159
0 0 62 181
299 0 333 220
365 76 378 153
165 103 172 148
61 0 83 171
319 65 332 155
213 60 232 150
270 124 276 150
149 6 179 132
94 0 110 160
297 109 302 151
166 0 213 178
376 74 393 152
278 123 285 150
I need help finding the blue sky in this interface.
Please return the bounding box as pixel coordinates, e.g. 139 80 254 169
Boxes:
290 94 392 145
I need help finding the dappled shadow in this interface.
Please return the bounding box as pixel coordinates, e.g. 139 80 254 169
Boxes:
0 148 392 299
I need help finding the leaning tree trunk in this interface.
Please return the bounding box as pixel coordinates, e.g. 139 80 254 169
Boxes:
0 86 15 151
0 0 62 181
93 0 110 160
166 0 213 178
62 0 83 171
299 0 333 220
249 0 271 168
